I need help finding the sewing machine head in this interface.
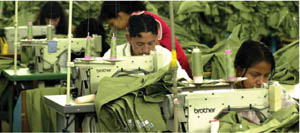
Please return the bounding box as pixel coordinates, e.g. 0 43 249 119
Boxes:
4 25 54 54
71 52 163 96
162 81 280 132
20 35 102 73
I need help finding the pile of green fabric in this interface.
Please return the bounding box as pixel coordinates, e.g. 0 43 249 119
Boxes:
150 1 299 47
218 104 299 132
272 40 299 85
25 87 65 132
94 66 173 132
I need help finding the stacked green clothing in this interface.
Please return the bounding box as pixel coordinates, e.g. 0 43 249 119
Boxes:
183 24 243 79
26 87 65 132
151 1 298 46
272 40 299 85
94 65 173 132
218 104 299 132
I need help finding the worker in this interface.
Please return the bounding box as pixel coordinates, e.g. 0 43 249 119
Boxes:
233 40 296 124
103 14 190 81
234 40 275 88
99 1 192 78
74 18 110 57
34 1 68 35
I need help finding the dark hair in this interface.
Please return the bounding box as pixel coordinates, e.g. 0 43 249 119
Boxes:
99 1 146 21
234 40 275 76
74 18 110 57
38 1 68 35
128 14 158 38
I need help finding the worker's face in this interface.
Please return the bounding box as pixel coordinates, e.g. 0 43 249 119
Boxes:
45 17 60 27
106 12 129 30
237 61 271 88
126 32 157 56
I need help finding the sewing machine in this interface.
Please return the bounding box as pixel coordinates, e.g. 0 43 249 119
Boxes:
4 25 54 54
71 52 163 96
162 82 282 132
19 35 102 73
44 52 163 132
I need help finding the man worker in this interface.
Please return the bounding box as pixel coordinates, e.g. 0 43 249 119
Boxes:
103 14 190 81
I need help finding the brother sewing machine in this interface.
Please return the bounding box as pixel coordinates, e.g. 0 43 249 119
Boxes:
44 52 164 132
161 46 283 132
4 25 54 54
71 52 163 96
19 35 102 73
162 80 282 132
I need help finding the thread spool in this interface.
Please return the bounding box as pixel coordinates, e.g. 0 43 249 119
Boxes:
192 47 203 83
47 25 53 40
84 35 92 60
225 48 236 81
27 22 32 40
110 33 116 60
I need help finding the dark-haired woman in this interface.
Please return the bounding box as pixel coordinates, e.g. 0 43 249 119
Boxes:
234 40 275 89
34 1 68 35
233 40 295 124
99 1 192 78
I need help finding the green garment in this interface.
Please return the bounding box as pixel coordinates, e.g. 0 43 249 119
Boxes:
218 111 259 132
218 104 299 132
0 57 13 97
183 24 243 79
94 65 171 132
272 40 299 85
25 87 65 132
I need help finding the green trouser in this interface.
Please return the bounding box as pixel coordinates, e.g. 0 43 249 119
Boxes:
26 87 65 132
134 93 167 131
96 90 168 132
218 104 299 132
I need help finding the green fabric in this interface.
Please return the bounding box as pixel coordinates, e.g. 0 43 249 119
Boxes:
184 24 243 79
218 104 299 132
134 93 167 131
272 40 299 85
152 1 298 46
95 65 169 112
94 65 171 132
218 112 259 132
0 57 13 97
246 104 299 132
121 94 144 132
26 87 65 132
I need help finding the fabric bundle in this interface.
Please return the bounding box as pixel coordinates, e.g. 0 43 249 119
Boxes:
94 65 173 132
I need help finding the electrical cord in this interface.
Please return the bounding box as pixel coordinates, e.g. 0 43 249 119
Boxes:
63 114 76 132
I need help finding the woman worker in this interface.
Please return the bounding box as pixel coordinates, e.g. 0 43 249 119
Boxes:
99 1 192 78
234 40 275 89
233 40 296 124
34 1 68 35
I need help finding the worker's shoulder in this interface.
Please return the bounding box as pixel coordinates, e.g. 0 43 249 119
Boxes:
117 43 127 47
155 45 171 55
